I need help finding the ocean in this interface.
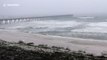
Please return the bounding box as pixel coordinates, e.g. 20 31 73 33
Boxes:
1 16 107 40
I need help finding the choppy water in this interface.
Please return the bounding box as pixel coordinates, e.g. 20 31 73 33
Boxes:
1 17 107 40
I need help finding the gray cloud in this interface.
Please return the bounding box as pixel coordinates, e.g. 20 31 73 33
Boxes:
0 0 107 17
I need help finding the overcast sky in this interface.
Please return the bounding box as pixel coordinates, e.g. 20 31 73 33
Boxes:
0 0 107 17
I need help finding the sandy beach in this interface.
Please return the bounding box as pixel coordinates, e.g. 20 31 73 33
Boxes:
0 30 107 56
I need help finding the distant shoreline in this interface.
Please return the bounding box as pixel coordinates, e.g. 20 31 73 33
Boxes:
0 14 73 20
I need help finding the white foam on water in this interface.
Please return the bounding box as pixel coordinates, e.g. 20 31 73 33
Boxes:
4 20 81 29
88 22 107 27
29 20 82 28
72 22 107 33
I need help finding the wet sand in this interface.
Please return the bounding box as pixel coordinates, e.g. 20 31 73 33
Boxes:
0 30 107 56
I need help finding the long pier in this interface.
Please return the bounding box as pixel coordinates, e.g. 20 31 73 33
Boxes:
0 17 42 24
0 14 74 24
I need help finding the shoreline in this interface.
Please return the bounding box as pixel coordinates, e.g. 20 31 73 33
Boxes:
0 30 107 56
